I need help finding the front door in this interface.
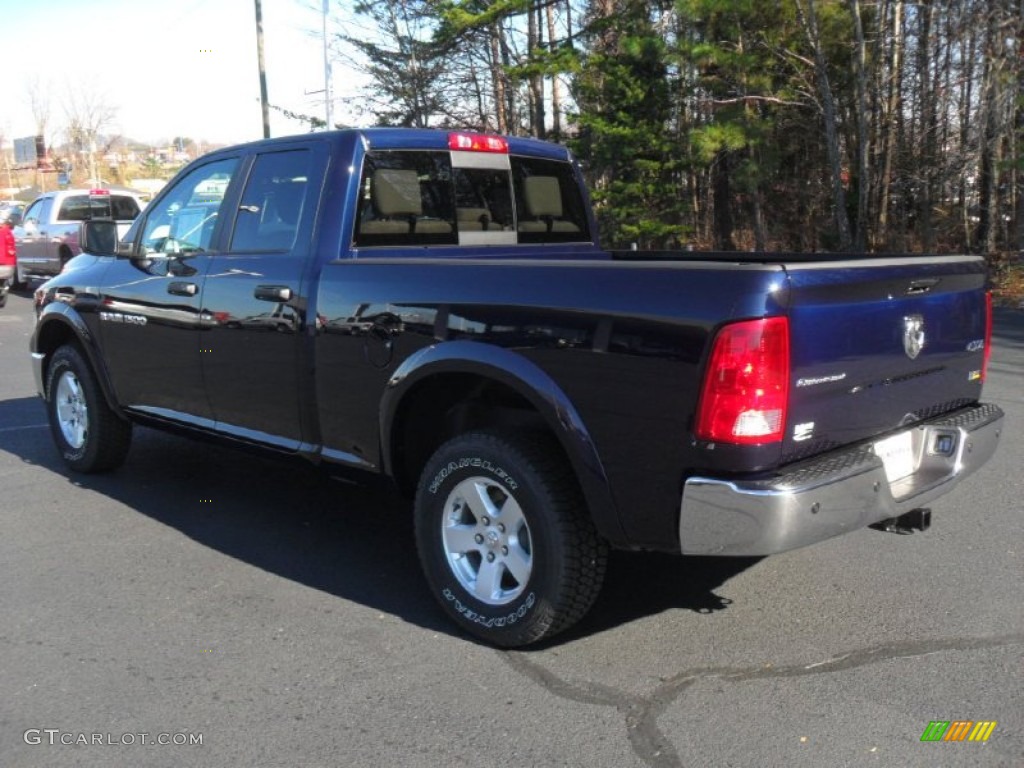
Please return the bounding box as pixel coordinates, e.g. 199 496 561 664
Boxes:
15 197 53 272
99 156 243 424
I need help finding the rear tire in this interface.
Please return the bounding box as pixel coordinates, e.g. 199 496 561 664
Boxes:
58 245 74 270
414 431 607 647
45 345 132 473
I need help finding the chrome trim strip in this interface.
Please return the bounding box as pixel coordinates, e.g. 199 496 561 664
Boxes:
321 447 376 471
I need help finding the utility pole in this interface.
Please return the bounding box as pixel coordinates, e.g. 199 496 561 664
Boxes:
255 0 271 139
322 0 333 131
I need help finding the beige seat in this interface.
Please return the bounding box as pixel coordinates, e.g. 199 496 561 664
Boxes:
456 207 500 231
518 176 579 233
360 169 451 236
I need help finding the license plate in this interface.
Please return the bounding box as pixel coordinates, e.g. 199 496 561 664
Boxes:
874 431 915 483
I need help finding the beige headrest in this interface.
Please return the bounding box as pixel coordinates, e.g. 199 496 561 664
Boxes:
523 176 562 218
373 169 422 217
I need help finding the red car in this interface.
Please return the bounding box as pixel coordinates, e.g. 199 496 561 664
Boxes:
0 219 15 307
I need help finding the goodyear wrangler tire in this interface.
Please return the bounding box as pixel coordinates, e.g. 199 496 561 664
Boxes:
45 345 132 473
414 431 607 647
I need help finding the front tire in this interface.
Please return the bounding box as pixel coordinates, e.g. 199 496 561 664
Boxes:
45 345 132 473
415 431 607 647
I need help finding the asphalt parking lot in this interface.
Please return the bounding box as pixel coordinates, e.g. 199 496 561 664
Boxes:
1 288 1021 767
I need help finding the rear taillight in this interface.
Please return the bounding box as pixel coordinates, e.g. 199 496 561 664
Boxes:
695 316 790 445
981 290 992 382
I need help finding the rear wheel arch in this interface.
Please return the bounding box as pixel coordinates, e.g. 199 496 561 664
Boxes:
380 344 626 547
58 243 75 267
388 372 546 494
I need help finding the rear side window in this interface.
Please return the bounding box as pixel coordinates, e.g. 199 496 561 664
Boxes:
511 157 589 243
355 151 456 247
230 149 313 252
57 194 140 221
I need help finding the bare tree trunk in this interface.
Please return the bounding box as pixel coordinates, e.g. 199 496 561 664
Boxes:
489 23 507 133
1015 0 1024 250
916 3 937 252
878 0 903 246
850 0 870 251
546 1 562 139
866 0 889 249
527 2 545 138
959 8 977 250
713 153 735 251
976 8 1000 254
796 0 853 250
751 177 767 251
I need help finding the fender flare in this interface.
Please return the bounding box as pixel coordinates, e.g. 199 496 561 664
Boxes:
32 302 125 418
380 340 626 546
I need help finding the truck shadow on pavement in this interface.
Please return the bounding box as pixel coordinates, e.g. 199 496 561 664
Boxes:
1 394 758 645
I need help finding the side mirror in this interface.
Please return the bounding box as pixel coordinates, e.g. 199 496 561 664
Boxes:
79 219 120 256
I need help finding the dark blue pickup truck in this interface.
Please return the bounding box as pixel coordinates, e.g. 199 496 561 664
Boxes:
31 129 1003 646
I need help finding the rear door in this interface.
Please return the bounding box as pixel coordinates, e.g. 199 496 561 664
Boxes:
781 255 989 464
199 142 325 448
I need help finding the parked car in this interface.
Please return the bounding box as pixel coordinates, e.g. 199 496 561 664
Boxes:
0 218 14 306
12 188 142 287
31 128 1003 646
0 201 24 226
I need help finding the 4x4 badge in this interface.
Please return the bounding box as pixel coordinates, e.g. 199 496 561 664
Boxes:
903 314 925 359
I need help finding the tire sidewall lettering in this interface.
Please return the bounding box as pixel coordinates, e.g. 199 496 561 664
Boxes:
442 587 536 629
423 448 543 632
428 457 518 495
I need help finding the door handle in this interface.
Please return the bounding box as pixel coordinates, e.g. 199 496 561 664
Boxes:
168 281 198 296
254 285 292 302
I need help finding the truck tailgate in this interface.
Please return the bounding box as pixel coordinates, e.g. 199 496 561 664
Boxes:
781 255 989 464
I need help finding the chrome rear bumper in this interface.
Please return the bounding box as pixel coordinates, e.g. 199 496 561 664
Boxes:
679 403 1004 555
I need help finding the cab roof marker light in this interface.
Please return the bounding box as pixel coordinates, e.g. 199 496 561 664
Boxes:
448 132 509 153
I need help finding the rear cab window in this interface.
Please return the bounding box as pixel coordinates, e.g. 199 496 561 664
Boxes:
57 194 141 222
354 138 590 249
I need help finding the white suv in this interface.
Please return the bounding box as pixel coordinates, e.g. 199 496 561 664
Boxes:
13 188 143 286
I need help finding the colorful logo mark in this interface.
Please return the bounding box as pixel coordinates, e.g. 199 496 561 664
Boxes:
920 720 997 742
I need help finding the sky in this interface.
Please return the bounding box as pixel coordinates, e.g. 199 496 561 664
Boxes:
1 0 369 150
